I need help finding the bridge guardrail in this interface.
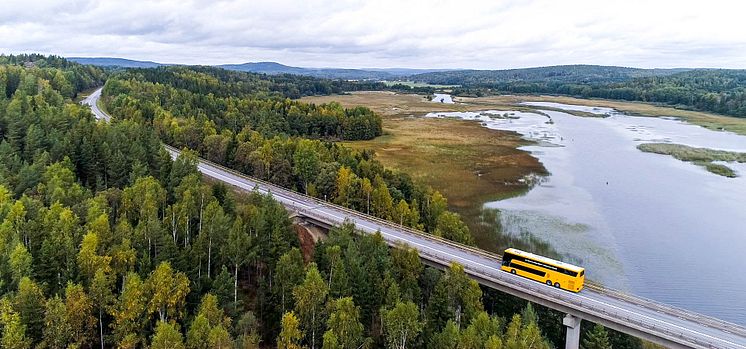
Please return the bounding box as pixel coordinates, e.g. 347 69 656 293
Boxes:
167 145 745 348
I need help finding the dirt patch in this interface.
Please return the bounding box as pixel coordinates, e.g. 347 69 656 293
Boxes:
294 224 317 262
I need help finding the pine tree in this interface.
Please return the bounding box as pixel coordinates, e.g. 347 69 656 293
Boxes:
582 324 612 349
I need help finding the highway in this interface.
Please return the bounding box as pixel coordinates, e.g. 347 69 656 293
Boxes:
86 87 746 349
81 87 110 121
170 147 746 349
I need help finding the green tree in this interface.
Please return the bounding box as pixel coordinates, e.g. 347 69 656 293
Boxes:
145 261 190 322
110 273 147 346
293 263 329 349
90 269 115 349
278 312 303 349
223 216 254 309
326 245 349 298
429 320 459 349
434 212 473 245
582 324 612 349
13 278 45 344
274 248 305 314
42 296 70 348
151 320 185 349
294 139 320 194
390 246 422 303
382 301 422 349
324 297 364 349
8 243 32 288
77 232 112 282
186 315 210 349
208 324 233 349
504 314 551 349
0 298 30 349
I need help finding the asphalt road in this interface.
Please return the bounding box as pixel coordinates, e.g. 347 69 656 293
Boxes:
86 86 745 349
81 87 109 121
179 149 746 349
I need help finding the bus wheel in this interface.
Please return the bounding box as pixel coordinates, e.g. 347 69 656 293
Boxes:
511 269 516 274
554 282 560 288
546 280 552 286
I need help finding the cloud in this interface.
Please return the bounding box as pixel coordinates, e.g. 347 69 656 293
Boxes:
1 0 745 69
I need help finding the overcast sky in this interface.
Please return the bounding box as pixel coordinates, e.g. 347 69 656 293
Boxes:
2 0 745 69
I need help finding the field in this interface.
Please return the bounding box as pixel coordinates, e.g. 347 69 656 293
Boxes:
302 92 547 250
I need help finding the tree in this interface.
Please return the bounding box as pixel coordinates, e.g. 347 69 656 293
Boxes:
223 216 254 309
13 278 45 344
459 311 501 349
360 178 372 215
8 243 32 288
429 320 459 349
582 324 612 349
145 261 190 322
390 246 422 303
110 272 147 345
274 248 305 314
197 200 224 278
151 320 185 349
434 212 473 245
504 314 551 349
208 324 233 349
293 263 329 349
90 269 115 349
42 296 70 348
77 232 112 282
0 298 30 349
382 301 422 349
371 175 393 220
326 245 349 298
64 282 96 348
294 139 320 194
186 315 210 349
334 166 355 207
324 297 364 349
278 312 303 349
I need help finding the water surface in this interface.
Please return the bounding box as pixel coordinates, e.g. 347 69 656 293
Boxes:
425 103 746 325
432 93 454 104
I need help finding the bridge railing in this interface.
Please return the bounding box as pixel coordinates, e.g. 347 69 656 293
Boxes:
167 145 746 345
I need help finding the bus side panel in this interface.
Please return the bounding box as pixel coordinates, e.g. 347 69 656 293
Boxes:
502 260 547 284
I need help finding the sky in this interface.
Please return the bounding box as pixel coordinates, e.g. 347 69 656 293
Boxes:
2 0 745 69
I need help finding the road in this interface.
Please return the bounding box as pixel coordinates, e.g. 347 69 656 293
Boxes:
81 87 109 121
85 85 746 349
172 148 746 349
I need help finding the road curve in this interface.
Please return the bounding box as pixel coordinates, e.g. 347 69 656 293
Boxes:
81 87 109 121
85 85 746 349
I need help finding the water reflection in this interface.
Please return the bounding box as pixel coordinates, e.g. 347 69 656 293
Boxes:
425 103 746 325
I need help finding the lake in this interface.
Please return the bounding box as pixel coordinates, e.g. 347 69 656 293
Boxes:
425 102 746 325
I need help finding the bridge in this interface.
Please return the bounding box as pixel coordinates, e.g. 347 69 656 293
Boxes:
166 145 746 349
86 88 746 349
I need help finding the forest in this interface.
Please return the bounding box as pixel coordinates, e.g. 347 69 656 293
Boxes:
411 65 746 117
101 66 476 245
0 55 637 348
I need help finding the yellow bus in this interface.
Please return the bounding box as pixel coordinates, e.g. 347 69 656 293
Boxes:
500 248 585 292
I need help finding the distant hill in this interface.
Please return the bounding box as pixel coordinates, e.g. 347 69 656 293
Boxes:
68 57 167 68
218 62 448 80
67 56 450 80
409 65 692 86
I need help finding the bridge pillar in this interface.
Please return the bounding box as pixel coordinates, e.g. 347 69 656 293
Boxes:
563 314 582 349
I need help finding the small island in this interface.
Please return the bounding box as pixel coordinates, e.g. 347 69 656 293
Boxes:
637 143 746 177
